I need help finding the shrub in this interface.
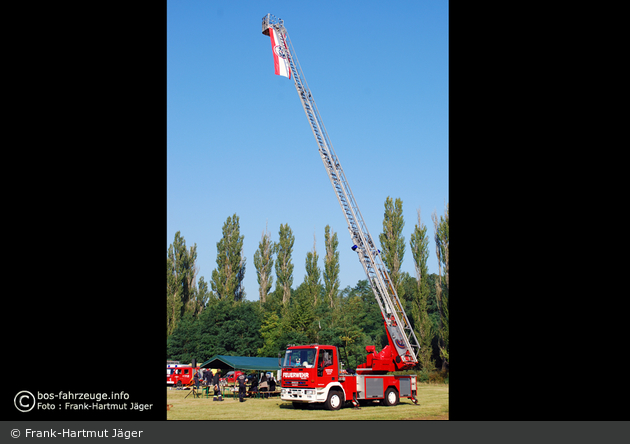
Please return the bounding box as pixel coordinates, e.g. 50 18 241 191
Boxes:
417 369 430 383
428 369 449 384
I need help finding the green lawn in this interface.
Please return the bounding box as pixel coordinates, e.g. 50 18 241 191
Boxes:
166 384 448 420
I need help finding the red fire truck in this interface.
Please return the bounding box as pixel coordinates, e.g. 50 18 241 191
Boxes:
262 14 423 410
167 365 200 388
280 345 418 410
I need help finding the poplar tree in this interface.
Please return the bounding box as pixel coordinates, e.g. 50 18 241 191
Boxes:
166 254 181 338
304 234 322 306
189 276 210 317
410 208 435 372
210 214 246 302
274 223 294 306
379 196 405 300
323 225 340 308
254 224 274 304
432 203 449 369
167 231 199 336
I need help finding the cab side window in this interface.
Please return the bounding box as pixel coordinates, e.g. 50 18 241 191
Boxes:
318 350 333 368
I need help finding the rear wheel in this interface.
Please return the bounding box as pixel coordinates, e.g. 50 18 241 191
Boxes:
325 390 343 411
384 387 399 406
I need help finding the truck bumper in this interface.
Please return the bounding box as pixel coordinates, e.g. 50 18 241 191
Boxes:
280 387 326 403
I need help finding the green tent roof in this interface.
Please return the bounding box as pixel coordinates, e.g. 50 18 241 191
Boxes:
200 355 280 371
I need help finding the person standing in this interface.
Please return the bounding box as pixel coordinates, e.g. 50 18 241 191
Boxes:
237 372 247 402
193 369 200 391
259 373 269 398
212 369 223 401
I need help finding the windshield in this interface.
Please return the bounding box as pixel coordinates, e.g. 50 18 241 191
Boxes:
283 348 317 368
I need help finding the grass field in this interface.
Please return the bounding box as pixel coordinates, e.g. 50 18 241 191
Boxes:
166 384 448 420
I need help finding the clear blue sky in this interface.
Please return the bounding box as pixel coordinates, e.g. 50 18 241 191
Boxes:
167 0 448 302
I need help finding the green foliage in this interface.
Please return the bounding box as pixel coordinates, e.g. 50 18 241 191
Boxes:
166 312 197 362
166 253 181 338
428 369 448 385
167 231 201 337
409 209 436 372
432 204 449 368
285 282 317 342
352 280 388 350
304 238 322 307
379 197 405 300
210 214 246 302
257 311 282 357
274 223 294 306
167 299 263 363
323 225 340 308
253 226 274 304
337 293 369 369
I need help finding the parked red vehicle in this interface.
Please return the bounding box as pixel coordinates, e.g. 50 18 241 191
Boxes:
220 370 244 384
167 365 200 387
280 344 417 410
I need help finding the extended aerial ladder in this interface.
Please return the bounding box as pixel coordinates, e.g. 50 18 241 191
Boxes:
262 14 420 371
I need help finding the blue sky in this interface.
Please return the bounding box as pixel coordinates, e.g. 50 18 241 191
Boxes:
167 0 448 302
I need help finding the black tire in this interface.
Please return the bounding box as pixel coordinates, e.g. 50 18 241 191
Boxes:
383 387 399 406
325 390 344 411
177 380 182 388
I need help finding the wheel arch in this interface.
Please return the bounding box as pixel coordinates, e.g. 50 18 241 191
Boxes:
323 382 346 402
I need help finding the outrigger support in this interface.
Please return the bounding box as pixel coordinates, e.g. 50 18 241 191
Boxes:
351 393 361 409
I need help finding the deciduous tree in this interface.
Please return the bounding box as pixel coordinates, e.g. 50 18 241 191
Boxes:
323 225 340 308
410 208 435 372
432 203 449 369
210 214 246 302
379 197 405 300
274 223 294 306
304 234 322 306
167 231 199 336
254 223 274 304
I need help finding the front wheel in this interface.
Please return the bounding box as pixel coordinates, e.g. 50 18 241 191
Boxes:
325 390 343 411
384 387 399 406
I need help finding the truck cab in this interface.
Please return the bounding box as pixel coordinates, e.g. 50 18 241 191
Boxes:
280 345 346 410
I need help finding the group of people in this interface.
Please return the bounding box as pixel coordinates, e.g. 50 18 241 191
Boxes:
238 373 276 402
192 368 224 401
238 372 277 402
192 368 278 403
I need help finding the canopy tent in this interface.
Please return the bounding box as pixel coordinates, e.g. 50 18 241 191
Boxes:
200 355 280 372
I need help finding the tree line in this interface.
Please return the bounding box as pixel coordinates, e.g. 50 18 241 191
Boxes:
167 198 449 374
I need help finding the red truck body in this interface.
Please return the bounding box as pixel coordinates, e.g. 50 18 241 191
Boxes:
221 370 244 384
280 345 417 410
166 365 200 387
